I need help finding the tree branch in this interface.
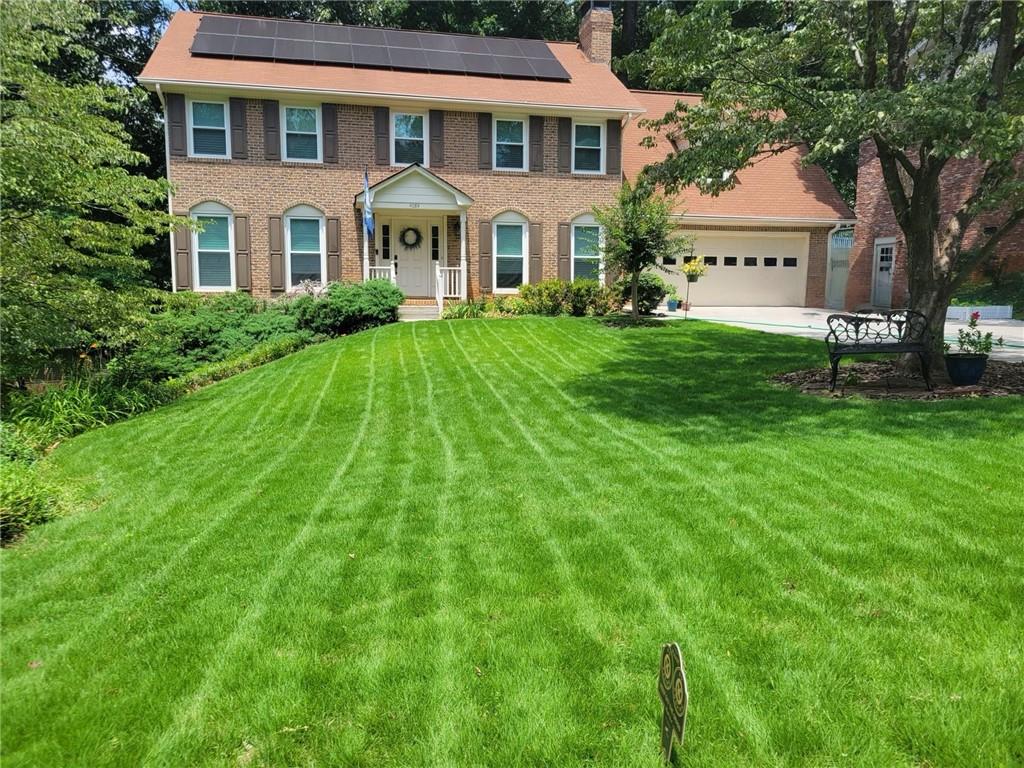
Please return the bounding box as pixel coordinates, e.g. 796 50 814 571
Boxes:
873 135 913 229
943 0 992 82
864 0 882 88
939 160 1016 271
984 0 1020 107
952 206 1024 285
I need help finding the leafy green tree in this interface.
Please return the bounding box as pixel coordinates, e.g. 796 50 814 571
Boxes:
1 0 175 384
594 180 690 321
633 0 1023 360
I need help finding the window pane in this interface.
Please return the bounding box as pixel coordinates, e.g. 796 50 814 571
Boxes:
496 120 523 144
192 127 226 155
394 114 423 139
192 102 224 128
394 138 424 164
573 225 599 258
495 224 523 256
290 218 320 251
197 250 231 286
286 133 318 159
574 258 600 281
574 147 601 171
196 216 229 249
291 252 321 283
496 256 523 288
285 107 316 133
575 124 601 148
495 144 524 169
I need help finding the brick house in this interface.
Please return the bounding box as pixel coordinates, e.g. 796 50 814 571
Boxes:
141 5 855 309
849 141 1024 310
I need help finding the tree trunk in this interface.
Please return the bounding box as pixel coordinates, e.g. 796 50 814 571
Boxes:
902 226 953 378
630 271 640 322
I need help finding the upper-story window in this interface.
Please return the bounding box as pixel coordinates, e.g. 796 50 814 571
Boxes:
190 202 234 291
493 211 528 292
284 205 326 289
392 112 426 166
572 121 604 174
188 100 229 158
494 117 527 171
571 214 602 281
282 105 321 162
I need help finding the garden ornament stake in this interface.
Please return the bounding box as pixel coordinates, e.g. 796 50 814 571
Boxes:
658 643 688 763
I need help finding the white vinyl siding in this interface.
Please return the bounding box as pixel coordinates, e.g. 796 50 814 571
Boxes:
493 117 527 171
572 121 604 174
282 105 321 162
187 100 229 158
392 112 426 166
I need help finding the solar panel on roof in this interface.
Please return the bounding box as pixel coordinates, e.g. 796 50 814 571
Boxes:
191 15 571 81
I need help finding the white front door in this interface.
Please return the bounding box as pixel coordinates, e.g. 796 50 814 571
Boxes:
393 219 430 296
872 238 896 308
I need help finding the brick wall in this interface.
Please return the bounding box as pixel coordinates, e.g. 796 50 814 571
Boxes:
850 140 1024 309
578 7 613 65
169 101 621 298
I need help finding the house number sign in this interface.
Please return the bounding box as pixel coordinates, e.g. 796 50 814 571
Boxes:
658 643 688 763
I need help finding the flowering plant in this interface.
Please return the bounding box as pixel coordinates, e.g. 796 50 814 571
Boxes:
945 311 1004 355
681 256 708 279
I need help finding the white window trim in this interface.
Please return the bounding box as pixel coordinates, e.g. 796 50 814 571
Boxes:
190 208 235 292
390 111 428 168
571 120 605 175
285 213 327 290
492 115 529 172
570 217 604 281
186 98 231 159
280 104 323 163
493 214 528 293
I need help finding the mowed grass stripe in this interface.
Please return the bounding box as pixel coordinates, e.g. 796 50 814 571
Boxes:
2 318 1021 767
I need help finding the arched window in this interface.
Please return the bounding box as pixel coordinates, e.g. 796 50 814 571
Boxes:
190 201 234 291
284 205 326 289
571 214 603 281
493 211 528 292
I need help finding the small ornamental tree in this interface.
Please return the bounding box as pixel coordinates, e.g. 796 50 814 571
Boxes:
594 180 691 321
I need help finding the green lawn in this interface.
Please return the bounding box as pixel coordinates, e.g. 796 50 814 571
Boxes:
3 318 1022 767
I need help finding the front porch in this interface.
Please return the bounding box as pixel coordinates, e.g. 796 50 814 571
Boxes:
355 164 472 311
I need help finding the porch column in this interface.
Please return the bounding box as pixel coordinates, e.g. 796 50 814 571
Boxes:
362 216 370 281
459 210 467 301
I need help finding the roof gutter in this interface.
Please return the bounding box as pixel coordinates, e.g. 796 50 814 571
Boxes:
673 214 857 227
139 76 645 117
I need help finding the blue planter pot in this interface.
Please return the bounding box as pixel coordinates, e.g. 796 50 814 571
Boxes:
667 299 679 312
944 354 988 386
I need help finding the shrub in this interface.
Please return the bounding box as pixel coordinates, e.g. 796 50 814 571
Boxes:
489 295 529 316
0 422 41 464
519 280 569 315
441 299 487 320
172 333 310 392
617 272 673 314
518 279 622 317
287 280 404 336
0 460 60 545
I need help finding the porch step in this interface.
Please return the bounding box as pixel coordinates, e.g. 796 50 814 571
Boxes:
401 297 438 306
398 304 440 321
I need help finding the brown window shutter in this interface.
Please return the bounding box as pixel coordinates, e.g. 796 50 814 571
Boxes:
477 112 492 170
557 118 571 173
478 220 492 292
557 222 571 280
529 222 543 283
326 217 341 282
529 116 544 172
263 100 280 161
269 215 285 290
606 118 621 176
166 94 187 157
429 109 445 167
322 103 338 164
373 107 390 165
173 215 192 289
229 98 248 160
234 215 251 291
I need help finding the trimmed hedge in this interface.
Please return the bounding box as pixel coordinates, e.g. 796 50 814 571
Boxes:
616 273 675 315
518 279 623 317
287 280 404 336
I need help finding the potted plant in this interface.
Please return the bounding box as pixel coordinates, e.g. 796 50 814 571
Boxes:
666 284 680 312
679 256 708 319
944 311 1004 385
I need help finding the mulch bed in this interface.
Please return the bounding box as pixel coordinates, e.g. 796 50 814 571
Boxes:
773 360 1024 400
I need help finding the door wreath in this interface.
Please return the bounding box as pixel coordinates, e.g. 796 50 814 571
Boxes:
399 226 422 249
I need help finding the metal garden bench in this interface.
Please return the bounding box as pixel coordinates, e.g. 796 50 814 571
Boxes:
824 310 934 391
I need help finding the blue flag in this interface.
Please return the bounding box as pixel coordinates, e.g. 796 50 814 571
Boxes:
363 169 374 237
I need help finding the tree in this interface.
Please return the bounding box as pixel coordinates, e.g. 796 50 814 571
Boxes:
1 0 175 383
593 180 690 321
633 0 1023 363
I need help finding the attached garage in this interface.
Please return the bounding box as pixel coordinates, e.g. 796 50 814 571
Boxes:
663 231 809 306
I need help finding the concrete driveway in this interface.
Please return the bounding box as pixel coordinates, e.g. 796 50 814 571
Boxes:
663 305 1024 362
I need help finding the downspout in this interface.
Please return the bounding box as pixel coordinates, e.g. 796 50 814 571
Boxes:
155 82 176 292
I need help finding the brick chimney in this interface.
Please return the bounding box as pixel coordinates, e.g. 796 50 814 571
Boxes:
579 0 613 66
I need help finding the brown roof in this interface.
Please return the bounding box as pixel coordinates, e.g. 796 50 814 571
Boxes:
623 90 854 221
141 12 644 114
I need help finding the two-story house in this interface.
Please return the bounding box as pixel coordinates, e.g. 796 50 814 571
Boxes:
141 3 855 309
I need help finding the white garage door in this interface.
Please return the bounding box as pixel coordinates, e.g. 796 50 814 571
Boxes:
663 232 810 306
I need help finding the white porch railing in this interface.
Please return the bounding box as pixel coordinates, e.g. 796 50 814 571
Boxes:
435 266 463 312
368 263 396 283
